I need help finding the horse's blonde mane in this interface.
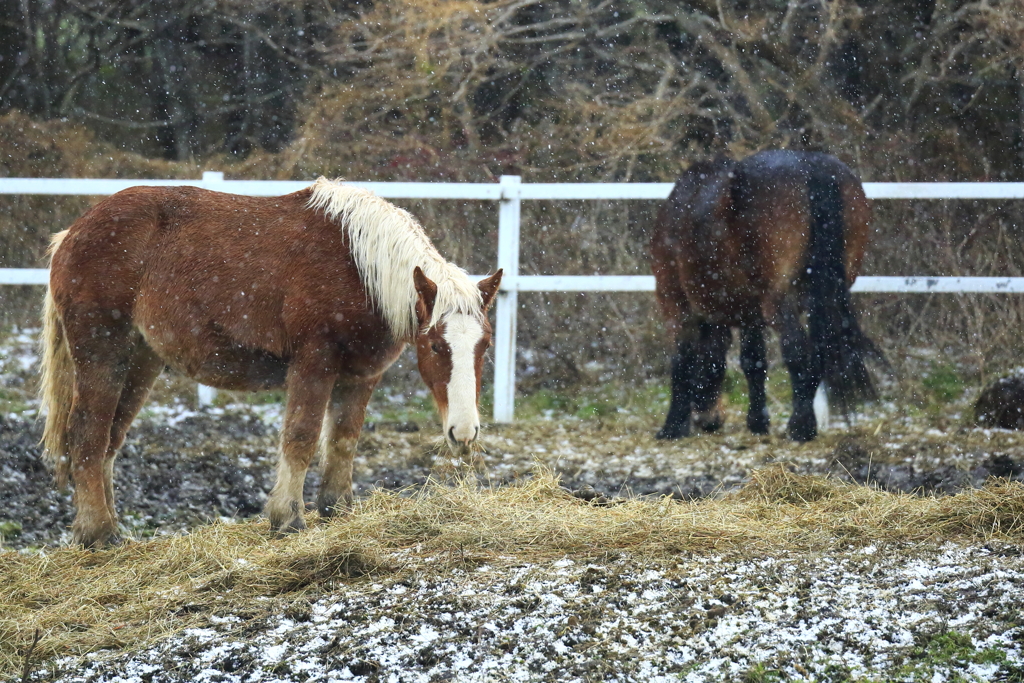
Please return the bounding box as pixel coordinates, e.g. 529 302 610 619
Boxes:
308 177 483 341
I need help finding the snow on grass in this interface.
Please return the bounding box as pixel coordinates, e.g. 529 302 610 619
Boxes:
40 544 1024 683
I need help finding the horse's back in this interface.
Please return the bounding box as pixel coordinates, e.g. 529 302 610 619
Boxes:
51 185 316 294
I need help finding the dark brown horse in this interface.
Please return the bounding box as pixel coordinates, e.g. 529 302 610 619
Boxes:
650 150 879 442
39 178 502 547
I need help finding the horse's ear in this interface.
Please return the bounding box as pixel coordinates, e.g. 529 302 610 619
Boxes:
478 269 503 311
413 266 438 327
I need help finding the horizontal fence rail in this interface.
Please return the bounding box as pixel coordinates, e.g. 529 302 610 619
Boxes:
8 271 1024 294
6 177 1024 200
2 174 1022 421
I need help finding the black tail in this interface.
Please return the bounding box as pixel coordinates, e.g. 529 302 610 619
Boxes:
806 172 880 411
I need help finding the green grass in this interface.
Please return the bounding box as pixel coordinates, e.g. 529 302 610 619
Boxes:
893 630 1021 682
367 393 439 425
921 364 966 404
738 631 1024 682
0 387 33 415
722 368 749 412
0 520 22 543
514 382 670 421
218 389 286 407
512 367 799 424
741 663 785 682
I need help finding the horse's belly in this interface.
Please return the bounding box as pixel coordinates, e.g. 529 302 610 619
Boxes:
189 345 288 392
139 321 287 392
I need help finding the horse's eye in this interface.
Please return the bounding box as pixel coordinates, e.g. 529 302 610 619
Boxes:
430 343 440 353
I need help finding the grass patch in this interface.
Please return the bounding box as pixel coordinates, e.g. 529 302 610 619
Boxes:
895 630 1021 681
218 388 286 407
4 465 1024 676
513 368 800 425
742 663 785 682
0 387 33 415
0 520 21 543
515 382 672 421
921 364 966 405
368 393 438 425
722 368 749 413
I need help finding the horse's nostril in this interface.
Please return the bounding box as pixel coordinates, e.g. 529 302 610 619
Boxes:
448 426 456 443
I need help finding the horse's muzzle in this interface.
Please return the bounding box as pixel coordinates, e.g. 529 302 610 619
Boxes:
447 424 479 447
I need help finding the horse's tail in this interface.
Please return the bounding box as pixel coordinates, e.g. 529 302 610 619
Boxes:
39 230 74 489
806 174 879 411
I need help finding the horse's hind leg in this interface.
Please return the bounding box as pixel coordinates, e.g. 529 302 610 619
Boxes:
317 378 379 518
692 322 730 433
740 320 770 435
101 341 164 526
63 327 135 547
657 326 698 440
776 300 820 442
267 354 336 534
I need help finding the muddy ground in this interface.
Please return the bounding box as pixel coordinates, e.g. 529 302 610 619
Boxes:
4 401 1024 550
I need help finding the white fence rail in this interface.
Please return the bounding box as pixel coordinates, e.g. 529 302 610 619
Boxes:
2 174 1023 420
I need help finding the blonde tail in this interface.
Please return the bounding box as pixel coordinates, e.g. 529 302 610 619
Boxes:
39 230 74 488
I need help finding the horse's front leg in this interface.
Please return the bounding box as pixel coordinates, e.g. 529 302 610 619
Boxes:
266 356 336 535
317 378 380 518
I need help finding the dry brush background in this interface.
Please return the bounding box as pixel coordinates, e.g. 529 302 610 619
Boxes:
2 0 1024 399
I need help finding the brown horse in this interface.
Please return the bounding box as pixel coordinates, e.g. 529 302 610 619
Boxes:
650 150 879 442
39 178 502 548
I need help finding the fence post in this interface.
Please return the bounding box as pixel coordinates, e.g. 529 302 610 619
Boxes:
493 175 521 423
197 171 224 407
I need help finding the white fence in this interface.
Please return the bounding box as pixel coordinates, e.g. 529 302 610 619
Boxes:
2 174 1024 421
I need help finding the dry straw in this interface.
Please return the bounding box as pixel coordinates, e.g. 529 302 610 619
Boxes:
3 465 1024 676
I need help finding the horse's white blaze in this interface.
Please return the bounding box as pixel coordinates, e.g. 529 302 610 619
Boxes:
443 313 484 443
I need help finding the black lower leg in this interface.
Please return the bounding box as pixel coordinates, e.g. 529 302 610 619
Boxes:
657 337 696 440
740 323 769 434
692 323 730 433
779 308 819 442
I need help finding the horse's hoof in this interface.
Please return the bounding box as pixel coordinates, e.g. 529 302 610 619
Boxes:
317 495 352 519
747 416 770 435
695 417 723 433
272 516 307 537
72 530 119 550
655 424 689 440
694 408 723 433
787 422 817 442
70 524 119 548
